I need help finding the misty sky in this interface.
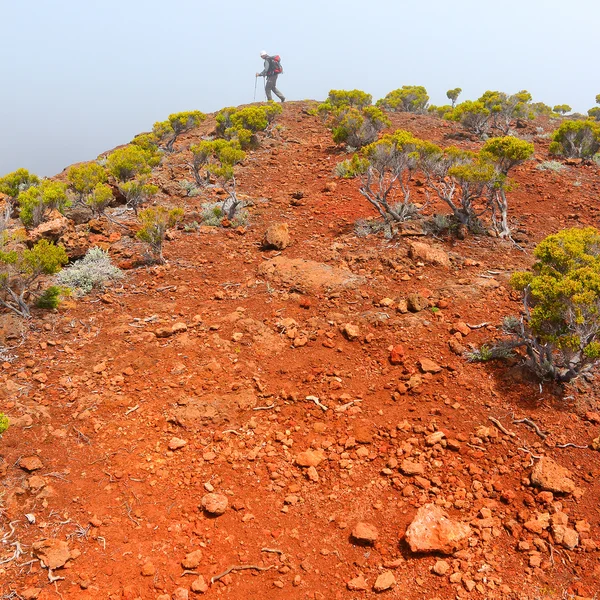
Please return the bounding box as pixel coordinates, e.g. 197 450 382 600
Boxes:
1 0 598 177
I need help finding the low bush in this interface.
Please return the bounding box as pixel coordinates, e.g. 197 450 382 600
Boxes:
553 104 571 115
136 207 184 263
549 120 600 158
120 179 158 214
0 413 8 435
502 227 600 381
35 285 66 309
536 160 565 172
86 183 115 216
153 111 206 152
106 146 159 182
67 163 107 204
377 86 429 113
216 105 282 148
0 169 39 203
56 246 123 296
446 100 491 137
0 239 68 317
18 180 70 227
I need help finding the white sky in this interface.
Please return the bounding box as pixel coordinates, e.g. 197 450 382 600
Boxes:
1 0 598 176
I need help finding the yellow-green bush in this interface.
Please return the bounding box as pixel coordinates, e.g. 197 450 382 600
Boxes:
507 227 600 381
106 146 159 182
0 238 68 317
67 163 107 203
153 110 206 152
86 183 114 216
446 100 491 136
136 206 184 263
216 105 282 148
0 413 8 434
446 88 462 108
376 86 429 113
0 168 39 201
549 120 600 158
120 179 158 214
18 180 70 227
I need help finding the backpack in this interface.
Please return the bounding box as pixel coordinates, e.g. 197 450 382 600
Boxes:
268 55 283 75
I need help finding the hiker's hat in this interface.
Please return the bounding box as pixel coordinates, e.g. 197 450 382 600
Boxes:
260 50 268 57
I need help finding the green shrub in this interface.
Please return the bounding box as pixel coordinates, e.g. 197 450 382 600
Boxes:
553 104 571 115
428 104 453 118
479 90 533 134
136 206 184 262
334 154 369 178
330 105 390 148
18 180 70 227
358 130 426 226
320 90 372 110
153 111 206 152
377 86 429 113
120 179 159 214
446 88 462 108
86 183 114 216
507 227 600 381
0 239 68 317
0 413 8 435
56 246 123 296
446 100 491 136
530 102 554 118
67 163 107 204
216 105 282 148
0 168 39 202
106 146 158 182
131 133 160 153
588 107 600 121
549 120 600 158
36 285 64 309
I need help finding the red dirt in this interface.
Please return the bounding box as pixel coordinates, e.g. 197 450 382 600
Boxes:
1 102 599 600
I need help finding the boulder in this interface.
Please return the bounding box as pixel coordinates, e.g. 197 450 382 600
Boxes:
408 241 450 267
32 539 71 569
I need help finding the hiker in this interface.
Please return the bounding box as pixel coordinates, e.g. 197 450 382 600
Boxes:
256 51 285 103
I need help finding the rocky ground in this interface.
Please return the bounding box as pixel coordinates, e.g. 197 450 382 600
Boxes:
0 102 599 600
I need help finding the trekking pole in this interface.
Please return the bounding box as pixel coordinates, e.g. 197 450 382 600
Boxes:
253 76 257 101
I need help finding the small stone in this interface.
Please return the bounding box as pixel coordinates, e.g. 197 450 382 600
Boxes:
389 345 405 365
409 241 450 267
419 358 442 374
306 466 319 482
351 522 378 545
531 457 575 494
342 323 360 341
347 575 369 591
20 588 42 600
561 528 579 549
155 327 173 338
20 456 43 472
32 539 70 569
425 431 445 446
433 560 450 576
373 571 395 592
295 449 325 468
141 561 156 576
173 588 189 600
262 223 291 250
172 322 188 335
400 460 424 476
182 549 203 569
201 493 228 516
93 361 107 373
407 293 428 313
191 575 209 593
405 504 471 555
168 437 187 451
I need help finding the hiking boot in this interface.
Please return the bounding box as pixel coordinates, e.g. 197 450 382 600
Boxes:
281 97 286 103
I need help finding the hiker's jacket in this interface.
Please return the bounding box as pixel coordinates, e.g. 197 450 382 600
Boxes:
258 57 275 77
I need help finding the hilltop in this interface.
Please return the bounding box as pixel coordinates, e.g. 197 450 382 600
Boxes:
0 100 599 600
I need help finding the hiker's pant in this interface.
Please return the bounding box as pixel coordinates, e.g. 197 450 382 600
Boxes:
265 75 285 102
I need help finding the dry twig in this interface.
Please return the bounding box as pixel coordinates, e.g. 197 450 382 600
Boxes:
211 564 275 584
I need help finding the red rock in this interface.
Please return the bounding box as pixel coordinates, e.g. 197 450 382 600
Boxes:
32 539 71 569
19 456 43 472
408 241 450 267
295 449 325 468
405 504 471 554
141 561 156 576
531 457 575 494
201 493 228 515
351 522 378 544
389 345 405 365
419 358 442 373
168 437 187 451
342 323 360 341
373 571 396 592
182 549 203 569
347 575 369 591
191 575 209 593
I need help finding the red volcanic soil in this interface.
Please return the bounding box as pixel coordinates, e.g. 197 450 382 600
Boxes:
1 102 599 600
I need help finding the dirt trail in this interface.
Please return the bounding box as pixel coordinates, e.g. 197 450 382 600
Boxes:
1 103 599 600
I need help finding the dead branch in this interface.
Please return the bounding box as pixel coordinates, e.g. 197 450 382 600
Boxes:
488 417 515 437
211 564 275 585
